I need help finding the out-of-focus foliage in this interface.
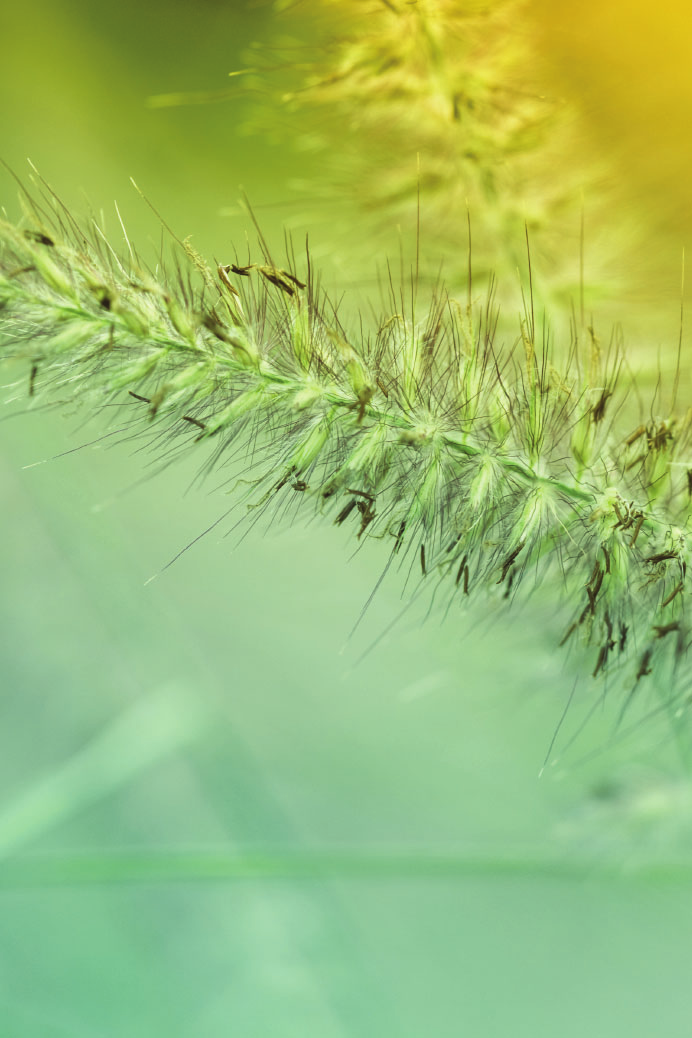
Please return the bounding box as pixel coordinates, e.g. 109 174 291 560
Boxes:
240 0 634 319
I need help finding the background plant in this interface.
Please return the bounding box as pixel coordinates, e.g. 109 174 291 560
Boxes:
226 0 641 325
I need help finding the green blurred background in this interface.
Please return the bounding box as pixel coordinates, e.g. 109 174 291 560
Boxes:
2 1 692 1035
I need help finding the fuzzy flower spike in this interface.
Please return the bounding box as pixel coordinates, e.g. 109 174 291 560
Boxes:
1 185 691 733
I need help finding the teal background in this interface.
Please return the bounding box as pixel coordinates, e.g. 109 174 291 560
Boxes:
2 2 692 1035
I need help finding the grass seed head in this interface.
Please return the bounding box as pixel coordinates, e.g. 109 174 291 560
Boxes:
2 193 692 742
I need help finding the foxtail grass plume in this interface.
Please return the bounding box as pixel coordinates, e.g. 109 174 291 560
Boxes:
1 182 692 739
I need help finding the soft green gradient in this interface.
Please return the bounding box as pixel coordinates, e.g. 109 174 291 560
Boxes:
2 2 692 1035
